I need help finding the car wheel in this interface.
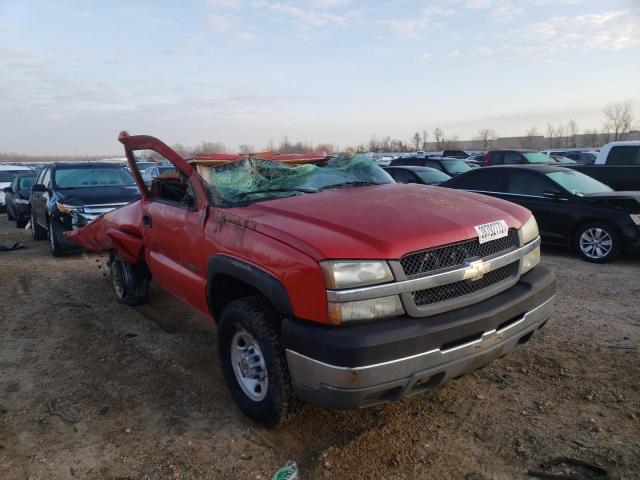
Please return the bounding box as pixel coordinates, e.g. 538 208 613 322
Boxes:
109 254 150 306
574 222 620 263
218 296 294 427
48 220 66 257
31 212 48 241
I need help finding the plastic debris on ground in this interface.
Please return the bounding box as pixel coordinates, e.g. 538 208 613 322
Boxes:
270 460 299 480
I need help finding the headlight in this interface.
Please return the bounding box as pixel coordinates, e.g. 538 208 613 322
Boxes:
15 198 30 205
521 214 539 244
631 214 640 226
320 260 393 289
56 202 83 214
328 296 404 324
520 215 540 275
520 246 540 275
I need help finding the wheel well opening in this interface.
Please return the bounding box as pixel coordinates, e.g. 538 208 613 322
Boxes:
209 274 261 322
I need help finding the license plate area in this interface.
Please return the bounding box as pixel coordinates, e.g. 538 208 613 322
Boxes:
474 220 508 244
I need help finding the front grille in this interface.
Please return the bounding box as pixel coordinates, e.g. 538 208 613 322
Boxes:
400 229 518 277
412 262 519 306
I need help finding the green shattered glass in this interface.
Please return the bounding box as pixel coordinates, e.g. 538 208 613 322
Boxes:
208 154 392 203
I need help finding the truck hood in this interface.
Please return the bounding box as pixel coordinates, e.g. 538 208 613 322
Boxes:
227 184 531 260
56 185 141 206
582 191 640 212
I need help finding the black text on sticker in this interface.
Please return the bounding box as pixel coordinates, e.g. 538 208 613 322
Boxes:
475 220 508 244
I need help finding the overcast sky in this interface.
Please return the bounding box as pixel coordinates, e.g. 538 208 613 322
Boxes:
1 0 639 155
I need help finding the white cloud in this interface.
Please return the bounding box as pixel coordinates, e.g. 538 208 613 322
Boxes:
205 13 237 30
310 0 349 8
490 5 523 21
260 2 352 27
207 0 242 8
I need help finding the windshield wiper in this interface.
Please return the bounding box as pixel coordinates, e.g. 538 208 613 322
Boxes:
319 181 381 190
235 187 317 199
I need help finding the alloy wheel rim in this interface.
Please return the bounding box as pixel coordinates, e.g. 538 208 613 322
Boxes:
579 227 612 259
230 329 268 402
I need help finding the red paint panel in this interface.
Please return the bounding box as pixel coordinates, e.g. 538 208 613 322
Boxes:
66 200 144 264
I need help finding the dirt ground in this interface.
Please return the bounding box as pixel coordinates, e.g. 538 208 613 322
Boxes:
0 215 638 480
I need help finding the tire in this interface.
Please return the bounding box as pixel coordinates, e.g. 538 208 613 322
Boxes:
16 217 27 229
48 220 66 257
31 212 47 241
109 254 150 306
217 296 294 427
574 222 620 263
7 204 15 221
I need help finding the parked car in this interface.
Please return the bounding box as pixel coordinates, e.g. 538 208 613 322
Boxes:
548 154 577 164
68 132 555 427
141 164 177 183
390 156 473 176
29 162 141 256
3 172 36 227
442 149 471 159
383 166 451 185
481 150 554 166
442 164 640 262
563 141 640 191
0 164 33 212
541 150 597 165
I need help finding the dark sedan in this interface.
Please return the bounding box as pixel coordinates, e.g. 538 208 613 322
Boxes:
3 173 36 227
442 165 640 262
29 163 141 256
383 166 451 185
389 156 472 176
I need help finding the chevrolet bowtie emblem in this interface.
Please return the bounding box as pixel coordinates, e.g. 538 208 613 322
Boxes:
463 259 490 281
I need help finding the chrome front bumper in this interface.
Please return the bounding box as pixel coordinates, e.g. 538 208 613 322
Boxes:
287 294 554 407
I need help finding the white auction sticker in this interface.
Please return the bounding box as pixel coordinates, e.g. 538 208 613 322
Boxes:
475 220 509 244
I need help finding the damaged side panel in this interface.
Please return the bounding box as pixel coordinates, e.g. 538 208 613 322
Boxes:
65 200 144 264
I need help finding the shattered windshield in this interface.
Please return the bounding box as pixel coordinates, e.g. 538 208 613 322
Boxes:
208 154 393 204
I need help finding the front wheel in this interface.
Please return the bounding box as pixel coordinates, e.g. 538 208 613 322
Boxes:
217 296 294 427
574 222 620 263
49 220 66 257
109 255 150 306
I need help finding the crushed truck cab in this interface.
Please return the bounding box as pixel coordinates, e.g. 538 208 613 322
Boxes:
67 132 556 426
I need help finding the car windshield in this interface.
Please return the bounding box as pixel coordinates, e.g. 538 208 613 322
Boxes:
546 170 612 196
208 154 393 204
441 159 472 175
157 166 176 175
523 152 553 163
18 176 36 190
135 162 156 171
414 169 451 184
0 171 27 182
54 167 136 189
551 155 577 164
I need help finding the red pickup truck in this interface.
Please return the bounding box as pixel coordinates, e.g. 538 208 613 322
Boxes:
68 132 556 426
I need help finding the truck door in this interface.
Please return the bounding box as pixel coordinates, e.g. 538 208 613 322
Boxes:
120 133 211 316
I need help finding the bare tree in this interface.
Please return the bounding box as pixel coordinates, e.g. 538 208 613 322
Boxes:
546 124 556 148
421 130 429 150
555 124 567 148
412 132 422 150
567 119 579 147
603 100 634 141
238 144 254 154
475 129 497 150
520 127 540 149
582 129 599 148
433 128 446 150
